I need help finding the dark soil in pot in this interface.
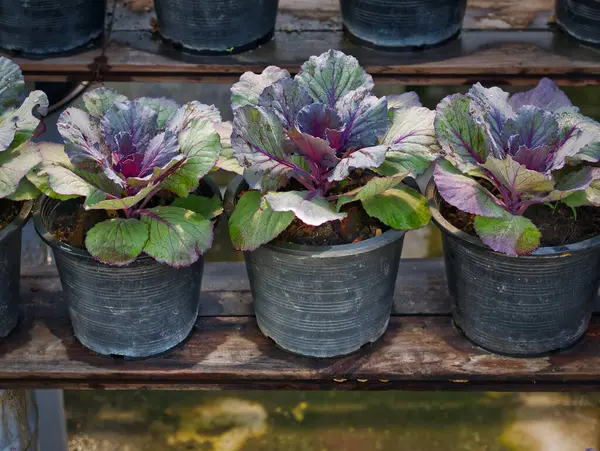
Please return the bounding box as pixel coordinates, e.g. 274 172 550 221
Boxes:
0 0 105 55
556 0 600 45
153 0 279 55
428 181 600 357
340 0 467 50
0 199 32 339
226 175 405 358
33 179 220 358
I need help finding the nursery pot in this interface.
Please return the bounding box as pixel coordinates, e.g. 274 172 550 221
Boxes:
33 180 221 358
556 0 600 45
427 181 600 356
0 201 32 339
225 176 405 358
0 0 105 55
340 0 468 49
154 0 279 54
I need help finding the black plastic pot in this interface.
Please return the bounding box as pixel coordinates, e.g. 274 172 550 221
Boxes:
153 0 279 54
33 180 220 358
225 176 405 358
0 201 32 339
0 0 105 55
340 0 467 50
556 0 600 45
427 181 600 356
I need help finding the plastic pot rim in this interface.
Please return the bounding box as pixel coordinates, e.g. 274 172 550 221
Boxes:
33 177 222 263
425 178 600 258
225 175 407 259
0 199 33 244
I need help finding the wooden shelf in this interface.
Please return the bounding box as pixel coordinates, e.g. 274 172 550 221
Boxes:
2 259 600 391
4 0 600 85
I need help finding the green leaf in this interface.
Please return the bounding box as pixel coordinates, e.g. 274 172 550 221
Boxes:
40 164 97 198
214 121 243 174
137 97 179 129
231 66 290 110
161 118 220 197
27 143 78 201
172 194 223 219
82 87 128 117
140 206 213 267
0 90 48 152
481 154 555 193
6 178 40 201
228 190 294 251
265 191 346 226
336 175 407 211
474 211 541 256
0 141 42 198
84 183 157 211
85 218 148 266
361 185 431 230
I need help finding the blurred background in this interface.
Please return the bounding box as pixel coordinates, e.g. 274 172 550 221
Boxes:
22 80 600 451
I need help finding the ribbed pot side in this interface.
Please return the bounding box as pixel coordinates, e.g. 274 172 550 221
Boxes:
34 197 205 358
0 0 105 54
154 0 279 54
556 0 600 45
340 0 467 49
427 181 600 356
0 201 32 339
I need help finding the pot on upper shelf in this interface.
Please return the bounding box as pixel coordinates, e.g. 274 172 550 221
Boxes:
556 0 600 45
0 200 33 339
427 181 600 357
33 179 221 358
339 0 468 50
0 0 105 55
225 176 405 358
153 0 279 54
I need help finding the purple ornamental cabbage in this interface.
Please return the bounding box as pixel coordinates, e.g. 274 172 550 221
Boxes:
0 57 48 200
31 88 223 267
433 78 600 256
227 50 439 250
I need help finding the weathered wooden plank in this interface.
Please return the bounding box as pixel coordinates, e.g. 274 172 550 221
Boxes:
21 259 451 316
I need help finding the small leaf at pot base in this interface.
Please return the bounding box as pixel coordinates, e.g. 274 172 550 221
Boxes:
140 206 213 267
265 191 346 226
85 218 148 266
361 185 431 230
228 190 294 251
474 212 541 256
172 194 223 219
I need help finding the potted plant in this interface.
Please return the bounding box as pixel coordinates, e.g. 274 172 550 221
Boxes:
31 88 223 357
427 78 600 356
556 0 600 45
224 50 438 357
153 0 279 54
0 57 48 338
0 0 105 54
340 0 467 49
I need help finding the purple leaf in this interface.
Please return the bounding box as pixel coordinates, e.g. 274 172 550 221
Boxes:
327 145 387 182
57 107 108 165
502 106 559 154
474 211 541 256
258 78 312 128
509 78 573 112
101 101 158 157
433 159 505 218
295 49 374 107
334 88 388 151
296 103 343 139
481 155 554 196
512 145 551 172
288 128 339 167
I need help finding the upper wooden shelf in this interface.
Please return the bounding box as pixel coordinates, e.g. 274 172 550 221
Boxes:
5 0 600 85
2 259 600 391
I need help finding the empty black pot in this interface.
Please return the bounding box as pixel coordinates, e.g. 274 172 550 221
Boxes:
427 181 600 357
154 0 279 54
33 180 220 358
0 200 32 339
225 176 405 358
340 0 467 49
556 0 600 45
0 0 105 55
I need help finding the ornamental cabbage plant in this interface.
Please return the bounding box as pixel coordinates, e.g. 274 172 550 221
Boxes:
0 57 48 201
227 50 439 250
30 88 223 267
433 78 600 256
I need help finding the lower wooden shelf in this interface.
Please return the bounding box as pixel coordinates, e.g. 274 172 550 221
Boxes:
2 259 599 391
